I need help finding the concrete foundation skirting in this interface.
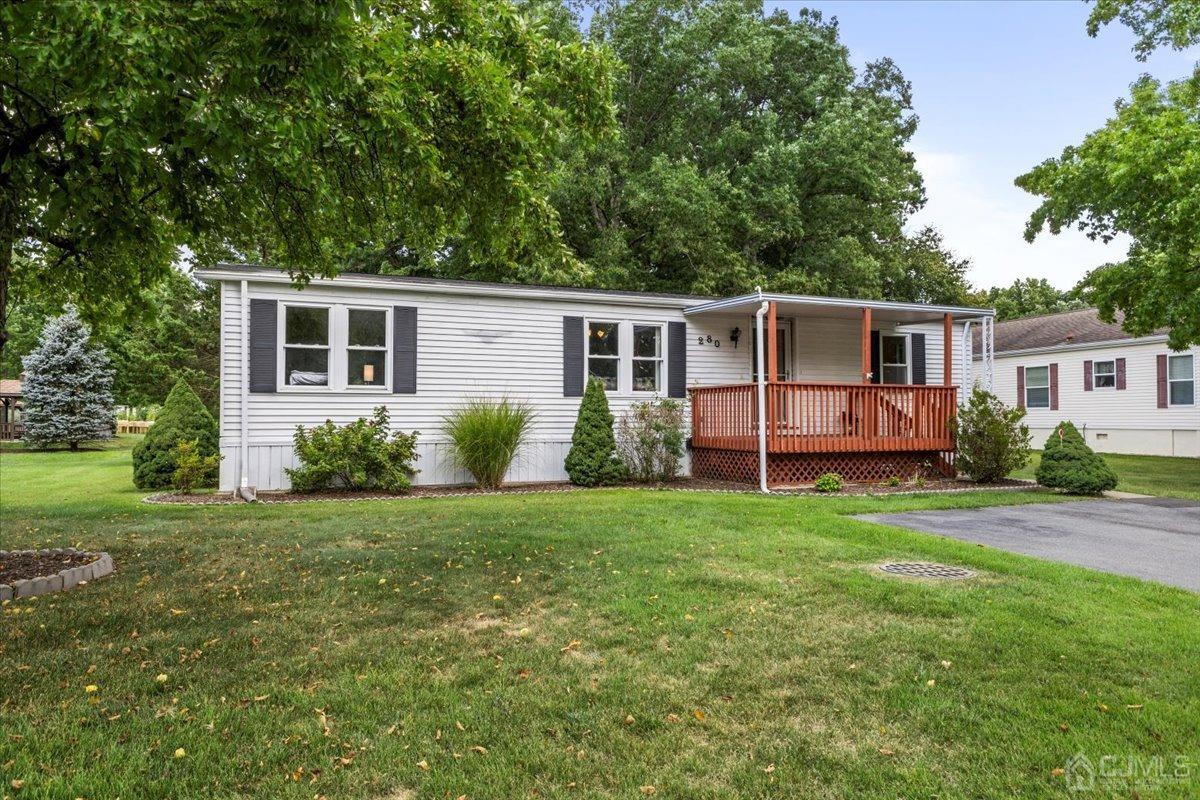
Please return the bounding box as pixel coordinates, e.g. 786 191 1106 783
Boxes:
0 549 114 601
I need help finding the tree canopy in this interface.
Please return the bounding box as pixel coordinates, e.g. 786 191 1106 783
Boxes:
973 278 1086 321
1018 0 1199 348
0 0 615 355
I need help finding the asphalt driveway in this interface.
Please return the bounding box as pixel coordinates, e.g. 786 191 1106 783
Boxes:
857 497 1200 591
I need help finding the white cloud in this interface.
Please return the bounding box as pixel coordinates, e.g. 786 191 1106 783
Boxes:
908 148 1130 291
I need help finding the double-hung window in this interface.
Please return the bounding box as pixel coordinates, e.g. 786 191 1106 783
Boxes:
587 321 620 391
881 334 909 385
1168 354 1195 406
1025 365 1050 408
632 325 663 393
1093 359 1116 389
283 306 330 386
347 308 388 387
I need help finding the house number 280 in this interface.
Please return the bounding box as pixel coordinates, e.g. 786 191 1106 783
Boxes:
696 335 721 347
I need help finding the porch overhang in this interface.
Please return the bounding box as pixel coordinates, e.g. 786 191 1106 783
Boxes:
683 293 994 324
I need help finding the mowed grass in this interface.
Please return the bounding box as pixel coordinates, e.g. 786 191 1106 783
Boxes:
1 442 1198 799
1013 450 1200 500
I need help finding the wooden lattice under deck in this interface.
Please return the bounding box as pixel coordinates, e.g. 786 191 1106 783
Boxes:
691 448 954 487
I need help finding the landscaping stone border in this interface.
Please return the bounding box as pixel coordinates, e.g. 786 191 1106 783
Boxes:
0 549 114 601
143 479 1040 506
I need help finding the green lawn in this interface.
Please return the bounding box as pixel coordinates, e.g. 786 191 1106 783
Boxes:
1013 450 1200 500
2 442 1197 799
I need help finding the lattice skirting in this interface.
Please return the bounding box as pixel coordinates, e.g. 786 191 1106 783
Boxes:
690 448 955 487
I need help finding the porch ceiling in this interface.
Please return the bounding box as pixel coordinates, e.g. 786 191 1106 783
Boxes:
683 293 994 324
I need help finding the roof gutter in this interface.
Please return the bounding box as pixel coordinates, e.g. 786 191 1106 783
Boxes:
975 334 1175 359
684 293 994 319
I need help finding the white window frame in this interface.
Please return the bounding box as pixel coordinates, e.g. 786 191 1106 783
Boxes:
631 323 665 394
1167 353 1195 407
279 302 332 391
277 302 393 392
344 305 392 391
1025 364 1051 409
585 319 622 393
1092 359 1116 390
880 333 910 385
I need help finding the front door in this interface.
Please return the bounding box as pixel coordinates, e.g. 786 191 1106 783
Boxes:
750 320 792 380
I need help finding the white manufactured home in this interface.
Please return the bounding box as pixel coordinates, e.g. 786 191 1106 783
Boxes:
975 309 1199 457
198 265 995 493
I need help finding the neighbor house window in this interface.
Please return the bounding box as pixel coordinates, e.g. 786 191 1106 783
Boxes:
632 324 663 392
1093 359 1116 389
587 321 620 391
1025 365 1050 408
284 306 330 386
1168 354 1195 406
881 334 909 384
347 308 388 387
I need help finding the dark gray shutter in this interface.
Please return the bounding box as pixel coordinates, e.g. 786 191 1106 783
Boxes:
563 316 584 397
1084 360 1093 391
910 333 926 385
393 306 417 394
870 331 881 384
249 299 277 393
1116 357 1127 390
667 321 687 398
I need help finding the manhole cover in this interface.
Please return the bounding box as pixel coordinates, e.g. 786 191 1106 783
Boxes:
878 562 975 580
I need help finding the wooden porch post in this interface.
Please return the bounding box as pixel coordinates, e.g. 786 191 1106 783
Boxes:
860 307 872 383
767 301 778 383
943 313 953 385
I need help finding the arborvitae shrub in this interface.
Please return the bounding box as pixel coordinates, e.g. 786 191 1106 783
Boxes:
565 378 626 486
951 388 1032 482
1035 421 1118 495
132 379 219 489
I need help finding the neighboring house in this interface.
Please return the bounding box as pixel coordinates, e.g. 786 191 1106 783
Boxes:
974 308 1199 457
0 377 23 440
197 264 994 492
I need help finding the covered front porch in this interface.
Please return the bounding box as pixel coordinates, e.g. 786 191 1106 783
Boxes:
685 293 994 487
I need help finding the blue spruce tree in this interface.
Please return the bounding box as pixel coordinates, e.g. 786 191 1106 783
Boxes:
20 307 116 450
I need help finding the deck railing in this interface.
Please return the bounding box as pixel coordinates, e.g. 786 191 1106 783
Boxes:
689 382 957 453
0 421 25 441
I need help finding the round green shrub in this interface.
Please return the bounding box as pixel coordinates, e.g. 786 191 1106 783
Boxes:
132 379 219 490
814 472 843 493
1035 421 1118 495
565 377 626 487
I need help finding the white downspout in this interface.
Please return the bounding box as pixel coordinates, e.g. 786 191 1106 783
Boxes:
238 279 252 501
755 289 770 494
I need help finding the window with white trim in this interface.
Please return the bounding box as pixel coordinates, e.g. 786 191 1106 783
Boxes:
1093 359 1115 389
632 324 663 392
1168 354 1194 406
283 306 330 386
587 321 620 391
881 334 909 385
347 308 388 387
1025 365 1050 408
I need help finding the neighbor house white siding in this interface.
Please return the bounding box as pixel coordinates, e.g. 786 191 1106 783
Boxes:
981 339 1200 457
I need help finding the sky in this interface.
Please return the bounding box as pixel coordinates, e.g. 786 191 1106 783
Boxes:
771 0 1197 291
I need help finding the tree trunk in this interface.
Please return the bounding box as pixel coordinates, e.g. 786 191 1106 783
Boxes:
0 192 13 363
70 441 79 451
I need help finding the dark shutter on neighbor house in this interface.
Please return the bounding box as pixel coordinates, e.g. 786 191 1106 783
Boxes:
667 321 686 398
1084 360 1093 391
1049 362 1059 410
1157 354 1168 407
910 333 926 385
1016 365 1025 409
1116 357 1127 390
249 299 278 393
392 306 417 394
563 316 584 397
870 330 881 384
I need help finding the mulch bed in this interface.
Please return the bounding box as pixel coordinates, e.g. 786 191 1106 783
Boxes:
0 551 96 584
144 477 1036 505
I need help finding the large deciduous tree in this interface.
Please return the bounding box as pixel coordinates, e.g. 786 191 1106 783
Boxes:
973 278 1086 321
1017 0 1199 348
0 0 614 357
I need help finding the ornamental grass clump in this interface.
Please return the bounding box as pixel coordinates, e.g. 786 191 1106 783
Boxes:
443 398 534 490
565 378 626 486
1035 421 1118 495
286 407 419 493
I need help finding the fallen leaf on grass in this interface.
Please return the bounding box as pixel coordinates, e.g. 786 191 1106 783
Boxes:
1051 768 1065 777
640 786 656 795
763 764 776 773
416 759 429 771
470 745 488 755
692 709 706 721
560 640 581 653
